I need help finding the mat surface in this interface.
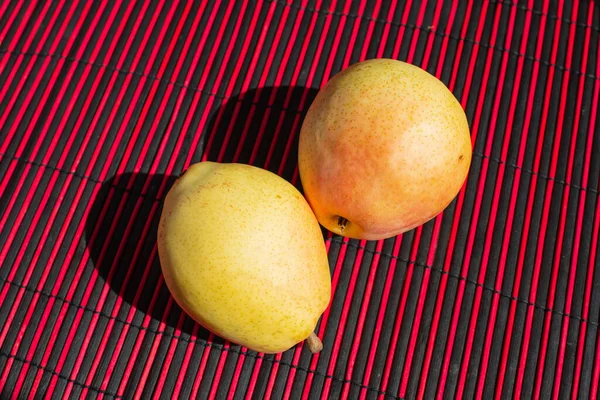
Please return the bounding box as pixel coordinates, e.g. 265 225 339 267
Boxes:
1 0 600 398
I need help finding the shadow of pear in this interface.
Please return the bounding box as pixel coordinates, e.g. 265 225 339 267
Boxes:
85 172 214 342
85 85 321 359
202 85 319 186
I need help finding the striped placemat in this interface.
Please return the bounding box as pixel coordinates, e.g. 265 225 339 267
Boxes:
1 0 600 398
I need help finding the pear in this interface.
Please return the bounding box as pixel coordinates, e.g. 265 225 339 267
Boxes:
157 162 331 353
299 58 472 240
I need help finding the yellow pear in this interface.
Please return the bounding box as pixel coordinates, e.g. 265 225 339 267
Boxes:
157 162 331 354
299 58 472 240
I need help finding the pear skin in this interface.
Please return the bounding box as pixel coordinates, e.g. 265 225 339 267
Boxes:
158 162 331 353
299 59 472 240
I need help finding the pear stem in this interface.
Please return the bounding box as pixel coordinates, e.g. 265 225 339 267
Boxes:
306 332 323 354
338 216 348 234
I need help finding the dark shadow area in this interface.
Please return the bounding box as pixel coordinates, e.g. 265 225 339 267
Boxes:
203 85 319 186
86 172 214 341
86 85 320 344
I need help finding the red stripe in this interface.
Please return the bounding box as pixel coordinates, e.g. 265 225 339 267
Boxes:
58 1 185 395
29 0 177 394
2 0 39 52
295 237 349 400
107 1 185 176
0 3 129 391
220 1 263 101
340 240 383 399
60 191 145 397
225 347 248 400
25 186 104 395
533 0 580 393
243 357 264 400
182 0 243 169
405 0 429 65
492 2 551 397
390 0 413 60
358 0 382 61
95 205 163 390
549 4 593 397
113 272 164 395
0 0 111 269
238 1 277 96
321 1 356 83
303 0 338 89
208 1 265 162
4 3 148 395
133 299 176 399
0 0 84 232
255 7 292 91
262 354 282 399
136 4 221 398
253 17 312 170
515 1 572 396
0 0 91 353
4 0 199 394
377 228 423 399
453 3 520 398
267 0 309 90
187 333 215 399
0 1 54 101
208 342 233 400
475 1 540 396
151 312 188 400
416 0 484 394
436 2 504 397
496 7 562 398
432 0 459 79
83 86 183 392
320 242 367 400
94 210 164 392
0 0 15 27
282 340 304 400
400 220 442 398
0 0 93 159
276 117 303 180
171 324 201 399
276 0 321 109
375 0 399 59
572 17 600 398
0 1 34 60
0 3 61 296
395 0 449 395
359 236 403 397
250 107 276 166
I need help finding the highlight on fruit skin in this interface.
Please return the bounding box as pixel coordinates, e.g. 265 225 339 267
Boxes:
298 58 472 240
157 162 331 354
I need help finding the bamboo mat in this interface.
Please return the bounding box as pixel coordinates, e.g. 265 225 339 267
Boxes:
1 1 600 398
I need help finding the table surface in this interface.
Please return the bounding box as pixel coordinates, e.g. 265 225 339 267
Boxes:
1 0 600 398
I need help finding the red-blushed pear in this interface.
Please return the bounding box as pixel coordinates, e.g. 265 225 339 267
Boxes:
158 162 331 354
299 59 472 240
